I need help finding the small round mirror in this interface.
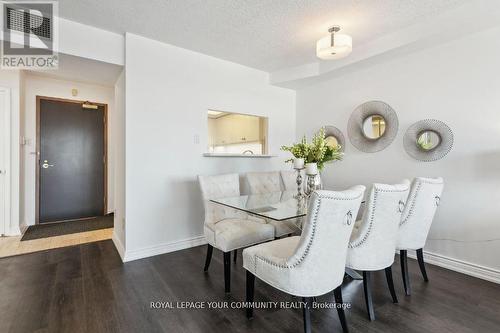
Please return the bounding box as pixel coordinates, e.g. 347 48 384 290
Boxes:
417 130 441 151
325 135 339 148
362 115 386 139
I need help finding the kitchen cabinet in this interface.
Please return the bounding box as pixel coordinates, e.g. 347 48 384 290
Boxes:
213 114 260 145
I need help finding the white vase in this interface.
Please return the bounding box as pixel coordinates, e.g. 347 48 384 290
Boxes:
293 158 304 169
305 163 318 175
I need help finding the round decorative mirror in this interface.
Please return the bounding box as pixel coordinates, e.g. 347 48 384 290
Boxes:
323 126 346 152
417 130 441 151
347 101 398 153
404 119 453 161
362 115 386 139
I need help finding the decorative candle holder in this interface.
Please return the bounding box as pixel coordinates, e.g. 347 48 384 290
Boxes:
304 163 321 197
294 167 304 199
304 174 322 197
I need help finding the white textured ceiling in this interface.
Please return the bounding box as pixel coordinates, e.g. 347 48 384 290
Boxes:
58 0 467 72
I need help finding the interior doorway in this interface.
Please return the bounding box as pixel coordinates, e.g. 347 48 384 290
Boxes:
36 96 107 224
0 88 11 235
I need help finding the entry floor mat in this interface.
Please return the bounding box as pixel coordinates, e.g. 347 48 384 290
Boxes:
21 215 114 241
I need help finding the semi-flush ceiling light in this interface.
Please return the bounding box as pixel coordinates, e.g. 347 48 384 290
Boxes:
316 25 352 60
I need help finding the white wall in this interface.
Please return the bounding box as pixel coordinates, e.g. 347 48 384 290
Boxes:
112 70 126 258
124 34 295 259
21 74 116 227
296 27 500 274
0 70 21 235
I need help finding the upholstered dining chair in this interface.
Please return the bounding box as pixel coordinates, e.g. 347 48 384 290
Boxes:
243 187 366 333
397 177 444 296
198 173 275 294
246 171 282 194
246 171 299 237
346 181 410 321
280 170 297 191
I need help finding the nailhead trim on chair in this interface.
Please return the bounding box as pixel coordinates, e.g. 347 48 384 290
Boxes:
349 188 409 249
254 191 363 271
400 179 442 226
399 182 421 226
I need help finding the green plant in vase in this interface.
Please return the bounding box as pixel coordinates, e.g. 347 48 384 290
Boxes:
281 127 343 171
280 135 310 164
281 128 343 195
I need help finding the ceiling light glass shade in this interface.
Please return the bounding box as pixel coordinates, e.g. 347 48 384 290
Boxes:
316 33 352 60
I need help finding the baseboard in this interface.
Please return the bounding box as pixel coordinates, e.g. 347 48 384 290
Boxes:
122 235 207 262
112 231 126 261
407 250 500 284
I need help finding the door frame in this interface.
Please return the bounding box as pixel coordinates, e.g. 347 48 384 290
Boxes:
35 96 108 224
0 87 11 235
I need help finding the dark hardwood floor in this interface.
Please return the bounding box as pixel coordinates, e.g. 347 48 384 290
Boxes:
1 240 499 333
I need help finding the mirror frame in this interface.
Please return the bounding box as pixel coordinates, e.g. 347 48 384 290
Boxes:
347 101 399 153
323 125 346 152
404 119 454 162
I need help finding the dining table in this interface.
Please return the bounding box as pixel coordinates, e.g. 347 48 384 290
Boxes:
210 190 364 280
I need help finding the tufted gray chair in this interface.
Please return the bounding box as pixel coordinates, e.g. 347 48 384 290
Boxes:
246 171 299 237
243 187 365 333
346 180 410 321
280 169 297 191
397 177 444 295
198 173 275 294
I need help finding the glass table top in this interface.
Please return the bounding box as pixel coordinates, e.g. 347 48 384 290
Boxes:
210 191 307 221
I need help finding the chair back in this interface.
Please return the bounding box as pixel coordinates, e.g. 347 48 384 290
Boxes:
398 177 444 250
287 187 365 293
349 181 410 270
198 173 242 225
246 171 281 194
280 170 297 191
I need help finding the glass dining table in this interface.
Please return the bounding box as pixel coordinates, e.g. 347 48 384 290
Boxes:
210 191 363 280
211 191 306 222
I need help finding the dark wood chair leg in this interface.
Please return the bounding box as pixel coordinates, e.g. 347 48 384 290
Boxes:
362 271 375 321
233 249 237 263
223 252 231 293
302 297 312 333
333 286 349 333
203 244 213 272
246 271 255 319
384 266 398 303
400 250 411 296
416 248 429 282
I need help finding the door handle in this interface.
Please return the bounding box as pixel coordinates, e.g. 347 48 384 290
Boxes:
42 160 54 169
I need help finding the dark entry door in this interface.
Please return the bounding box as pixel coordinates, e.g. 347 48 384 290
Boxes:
39 98 106 223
